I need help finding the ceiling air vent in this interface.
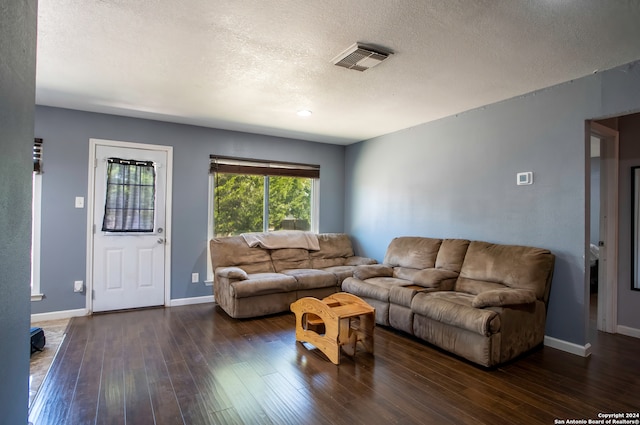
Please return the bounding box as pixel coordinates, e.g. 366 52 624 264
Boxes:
332 43 392 72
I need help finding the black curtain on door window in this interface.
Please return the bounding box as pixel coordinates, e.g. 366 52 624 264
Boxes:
102 157 156 232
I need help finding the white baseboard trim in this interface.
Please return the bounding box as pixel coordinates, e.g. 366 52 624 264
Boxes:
31 308 87 323
544 336 592 357
617 325 640 339
30 297 216 321
170 295 214 307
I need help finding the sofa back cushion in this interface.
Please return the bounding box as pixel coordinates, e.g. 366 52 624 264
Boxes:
458 241 555 300
210 235 275 274
435 239 470 272
383 237 442 269
310 233 354 268
271 248 311 272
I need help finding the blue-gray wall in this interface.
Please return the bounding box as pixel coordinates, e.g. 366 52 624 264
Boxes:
33 106 346 314
345 61 640 347
0 0 37 423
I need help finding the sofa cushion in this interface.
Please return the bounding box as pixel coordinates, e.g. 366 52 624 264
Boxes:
344 256 378 266
281 268 337 290
435 239 470 272
411 269 459 288
411 292 501 336
459 241 554 300
310 234 351 268
311 257 346 268
393 267 421 281
271 248 311 272
210 236 275 274
471 289 537 308
342 276 411 302
319 265 358 284
455 277 507 295
230 273 297 298
383 237 442 269
354 264 394 280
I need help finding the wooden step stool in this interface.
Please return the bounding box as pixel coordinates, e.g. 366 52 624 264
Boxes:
290 292 375 365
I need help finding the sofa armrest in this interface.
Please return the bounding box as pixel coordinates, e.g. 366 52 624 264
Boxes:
216 267 249 280
344 256 378 266
353 264 394 280
471 289 537 308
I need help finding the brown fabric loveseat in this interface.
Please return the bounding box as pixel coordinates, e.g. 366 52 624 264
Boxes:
210 231 376 318
342 236 555 367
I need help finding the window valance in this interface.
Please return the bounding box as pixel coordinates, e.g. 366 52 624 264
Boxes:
33 138 43 174
209 155 320 178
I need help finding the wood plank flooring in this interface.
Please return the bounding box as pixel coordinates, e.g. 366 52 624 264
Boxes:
28 303 640 425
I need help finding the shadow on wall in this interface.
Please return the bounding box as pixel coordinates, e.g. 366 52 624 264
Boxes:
544 251 586 342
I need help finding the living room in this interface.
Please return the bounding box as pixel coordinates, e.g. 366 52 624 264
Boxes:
3 2 640 424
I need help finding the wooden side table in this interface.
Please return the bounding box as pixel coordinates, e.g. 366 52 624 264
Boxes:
290 292 375 365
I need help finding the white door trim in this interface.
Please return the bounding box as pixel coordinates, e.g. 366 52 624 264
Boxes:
589 121 619 334
86 138 173 314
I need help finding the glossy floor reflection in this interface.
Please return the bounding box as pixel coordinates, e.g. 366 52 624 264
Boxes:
29 303 640 425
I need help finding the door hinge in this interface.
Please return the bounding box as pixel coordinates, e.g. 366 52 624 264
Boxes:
92 289 95 300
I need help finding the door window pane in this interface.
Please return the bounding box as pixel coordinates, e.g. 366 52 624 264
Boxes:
102 158 156 232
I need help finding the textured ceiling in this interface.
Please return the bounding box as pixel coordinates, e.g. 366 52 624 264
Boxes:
36 1 640 145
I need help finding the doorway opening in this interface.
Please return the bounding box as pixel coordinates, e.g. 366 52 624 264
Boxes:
588 121 618 336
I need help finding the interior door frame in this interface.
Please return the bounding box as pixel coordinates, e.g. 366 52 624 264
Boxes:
86 138 173 314
589 121 619 334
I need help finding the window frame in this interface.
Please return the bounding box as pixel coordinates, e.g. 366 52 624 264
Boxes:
31 169 43 301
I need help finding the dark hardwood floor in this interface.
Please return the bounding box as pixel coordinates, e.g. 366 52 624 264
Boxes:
29 302 640 425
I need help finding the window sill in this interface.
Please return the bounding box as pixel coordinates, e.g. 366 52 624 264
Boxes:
31 293 44 301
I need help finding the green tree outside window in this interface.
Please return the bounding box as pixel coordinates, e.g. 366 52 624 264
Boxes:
214 173 312 236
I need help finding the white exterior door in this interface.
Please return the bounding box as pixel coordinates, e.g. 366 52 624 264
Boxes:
92 143 169 312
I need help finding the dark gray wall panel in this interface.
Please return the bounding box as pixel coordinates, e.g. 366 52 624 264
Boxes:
0 0 37 423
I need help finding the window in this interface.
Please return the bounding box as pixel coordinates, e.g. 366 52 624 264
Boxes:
102 158 156 232
206 156 319 282
31 138 43 300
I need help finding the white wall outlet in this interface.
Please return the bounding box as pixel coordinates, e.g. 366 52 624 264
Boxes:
75 196 84 208
74 280 84 292
516 172 533 185
191 273 199 283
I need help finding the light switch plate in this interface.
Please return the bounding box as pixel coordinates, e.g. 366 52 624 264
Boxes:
74 280 84 292
191 273 199 283
75 196 85 208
